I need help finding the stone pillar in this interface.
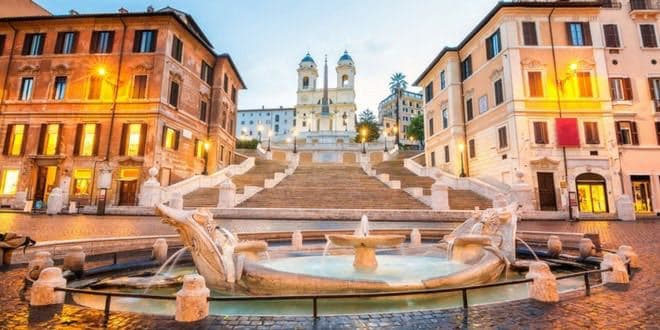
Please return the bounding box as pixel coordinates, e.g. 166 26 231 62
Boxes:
27 251 54 281
63 246 85 275
152 238 168 264
59 175 71 207
169 192 183 210
525 261 559 303
217 179 236 208
30 267 67 306
291 230 303 250
12 191 27 210
431 183 449 210
615 195 636 221
510 183 534 211
600 253 629 284
547 235 562 258
579 238 595 259
410 229 422 247
139 167 162 207
175 274 210 322
46 188 63 215
617 245 639 269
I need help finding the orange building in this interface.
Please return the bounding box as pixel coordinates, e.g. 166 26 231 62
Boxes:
0 7 245 210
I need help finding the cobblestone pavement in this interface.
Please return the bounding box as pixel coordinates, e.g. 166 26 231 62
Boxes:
0 219 658 329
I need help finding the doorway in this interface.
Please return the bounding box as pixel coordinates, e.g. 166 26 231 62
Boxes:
631 175 653 213
118 180 137 206
33 166 58 210
536 172 557 211
576 173 608 213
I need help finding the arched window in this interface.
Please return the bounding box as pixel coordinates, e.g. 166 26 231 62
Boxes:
302 76 310 89
342 74 349 87
576 173 608 213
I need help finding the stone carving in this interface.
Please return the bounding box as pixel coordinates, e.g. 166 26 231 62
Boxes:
0 232 36 265
152 238 169 264
410 229 422 247
30 267 67 306
46 188 63 215
525 261 559 303
138 167 162 207
27 251 53 281
547 235 562 257
63 246 85 275
617 245 639 269
291 230 303 250
579 238 595 259
175 274 210 322
601 253 629 284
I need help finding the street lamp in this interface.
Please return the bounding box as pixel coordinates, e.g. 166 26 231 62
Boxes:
458 143 466 177
267 130 273 152
392 126 399 147
360 127 368 154
95 65 107 77
202 141 210 175
257 124 264 143
292 130 298 153
384 129 389 152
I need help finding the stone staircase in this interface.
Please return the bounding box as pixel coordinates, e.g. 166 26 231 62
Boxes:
373 155 492 210
183 159 289 208
237 164 430 209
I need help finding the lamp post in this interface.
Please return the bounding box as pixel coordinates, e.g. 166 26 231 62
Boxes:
384 129 389 152
257 124 264 143
202 141 210 175
360 127 367 154
292 130 298 153
458 143 466 177
392 126 399 148
267 130 273 152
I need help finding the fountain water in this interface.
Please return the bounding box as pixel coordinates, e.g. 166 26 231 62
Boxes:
516 237 540 261
144 247 188 293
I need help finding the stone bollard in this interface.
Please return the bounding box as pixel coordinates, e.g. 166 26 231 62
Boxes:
410 229 422 247
46 188 63 215
217 179 236 208
291 230 303 250
63 246 85 275
617 245 639 269
601 253 629 284
431 183 449 210
27 251 54 281
547 235 562 257
152 239 168 264
175 274 210 322
30 267 67 306
525 261 559 303
579 238 595 259
169 192 183 210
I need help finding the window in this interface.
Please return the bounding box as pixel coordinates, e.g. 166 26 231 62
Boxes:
584 122 599 145
528 71 543 97
466 98 474 121
19 77 34 101
199 100 208 122
650 78 660 112
171 35 183 62
469 139 476 158
132 75 147 99
223 74 229 93
603 24 621 48
88 76 102 99
440 70 446 90
428 118 434 136
341 74 349 87
533 122 549 144
444 145 450 163
522 22 538 46
609 78 632 101
74 123 99 156
90 31 114 53
486 29 501 60
461 56 472 81
162 126 179 150
497 126 508 149
567 22 592 46
3 124 26 156
442 108 448 129
55 31 77 54
0 34 6 56
231 86 237 103
615 121 638 145
133 30 157 53
275 114 280 122
169 80 180 107
302 76 309 89
430 151 436 167
0 169 19 195
53 76 67 100
120 123 146 156
640 24 658 48
424 82 433 102
22 33 45 55
479 95 488 114
577 72 593 97
194 139 205 158
494 79 504 105
39 123 61 155
656 122 660 145
201 61 213 85
72 169 92 196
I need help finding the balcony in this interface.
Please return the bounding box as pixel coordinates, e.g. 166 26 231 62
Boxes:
629 0 660 18
602 1 623 9
655 100 660 113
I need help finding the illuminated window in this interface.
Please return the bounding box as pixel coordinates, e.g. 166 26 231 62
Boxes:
3 124 26 156
0 169 19 195
577 72 593 97
162 126 179 150
72 169 92 196
125 123 143 156
195 139 205 158
40 123 60 156
77 123 97 156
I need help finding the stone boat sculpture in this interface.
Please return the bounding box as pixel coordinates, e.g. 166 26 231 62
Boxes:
156 202 519 294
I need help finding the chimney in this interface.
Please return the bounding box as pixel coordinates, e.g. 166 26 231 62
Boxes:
147 5 155 13
118 7 129 14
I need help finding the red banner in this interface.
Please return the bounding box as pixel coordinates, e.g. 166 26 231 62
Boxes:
556 118 580 147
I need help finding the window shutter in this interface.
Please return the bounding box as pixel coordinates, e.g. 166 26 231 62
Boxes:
119 123 128 155
90 32 98 52
565 23 573 45
0 35 6 56
20 125 28 156
138 124 147 156
649 78 659 100
93 124 101 156
3 124 13 155
71 32 79 53
631 121 639 145
73 123 82 156
656 122 660 145
55 33 64 53
37 124 46 154
22 34 31 55
55 124 62 154
608 78 617 99
623 78 633 100
174 130 180 150
150 30 158 52
582 23 592 46
161 125 167 148
133 30 141 52
107 31 115 53
615 122 622 144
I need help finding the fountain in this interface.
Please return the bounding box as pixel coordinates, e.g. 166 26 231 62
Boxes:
325 215 405 271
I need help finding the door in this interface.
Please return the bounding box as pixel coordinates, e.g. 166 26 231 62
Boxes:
118 180 137 206
631 176 652 213
537 172 557 211
33 166 58 210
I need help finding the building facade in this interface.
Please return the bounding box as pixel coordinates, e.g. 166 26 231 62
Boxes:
237 107 295 141
0 0 50 18
415 0 660 216
0 7 245 209
378 90 423 144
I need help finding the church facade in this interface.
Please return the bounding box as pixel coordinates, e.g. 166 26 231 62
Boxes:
294 51 357 141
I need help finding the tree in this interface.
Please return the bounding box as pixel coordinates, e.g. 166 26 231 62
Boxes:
407 114 425 147
354 109 380 143
359 109 377 124
388 73 408 146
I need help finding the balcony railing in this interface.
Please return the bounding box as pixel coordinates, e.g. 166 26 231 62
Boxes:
602 1 623 9
630 0 660 11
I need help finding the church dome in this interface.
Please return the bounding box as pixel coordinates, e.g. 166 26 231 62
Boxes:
337 50 353 65
299 52 316 68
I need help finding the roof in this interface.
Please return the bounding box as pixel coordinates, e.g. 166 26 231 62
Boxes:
301 52 315 63
238 107 295 112
338 50 353 63
412 1 602 86
378 90 423 107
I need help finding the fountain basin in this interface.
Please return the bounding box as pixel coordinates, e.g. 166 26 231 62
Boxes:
326 234 406 271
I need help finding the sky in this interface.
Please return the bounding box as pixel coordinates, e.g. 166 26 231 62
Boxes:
40 0 497 115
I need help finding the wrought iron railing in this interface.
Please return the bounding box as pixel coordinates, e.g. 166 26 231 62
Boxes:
630 0 660 10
